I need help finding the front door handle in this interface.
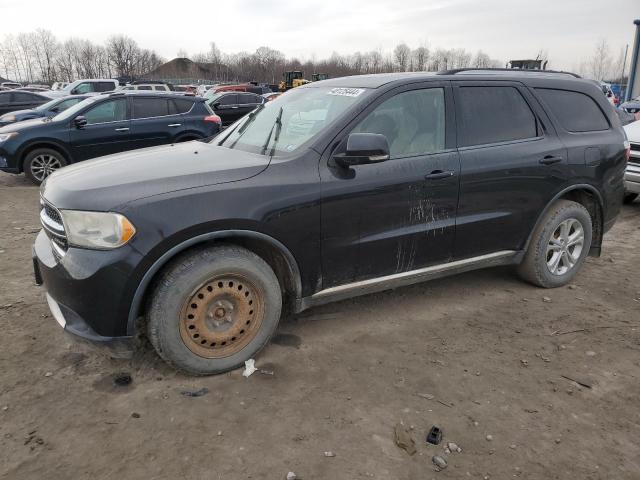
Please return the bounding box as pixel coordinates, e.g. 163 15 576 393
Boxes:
540 155 563 165
168 123 181 127
114 127 129 132
425 170 454 180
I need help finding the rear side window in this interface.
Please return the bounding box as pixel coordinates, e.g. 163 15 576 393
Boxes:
218 94 237 106
535 88 609 132
95 82 116 93
12 92 40 102
169 99 194 114
458 86 538 147
132 97 170 119
138 86 152 91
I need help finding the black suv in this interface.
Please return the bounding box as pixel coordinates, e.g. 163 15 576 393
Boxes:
33 70 626 375
0 90 49 115
206 92 265 126
0 91 220 184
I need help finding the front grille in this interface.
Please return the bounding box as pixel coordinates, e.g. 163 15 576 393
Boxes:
40 198 68 255
630 143 640 153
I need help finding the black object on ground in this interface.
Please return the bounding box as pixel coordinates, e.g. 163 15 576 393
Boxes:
181 387 210 397
113 373 132 387
426 426 443 445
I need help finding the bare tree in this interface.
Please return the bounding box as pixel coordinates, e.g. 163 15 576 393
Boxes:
393 43 411 72
589 39 612 81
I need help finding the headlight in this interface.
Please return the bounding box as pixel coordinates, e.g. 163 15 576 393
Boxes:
1 115 16 122
61 210 136 249
0 132 18 142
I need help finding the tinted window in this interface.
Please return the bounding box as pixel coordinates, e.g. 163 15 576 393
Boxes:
353 88 446 158
536 88 609 132
169 98 193 115
218 94 237 106
132 97 170 119
138 86 152 91
12 92 41 102
84 99 127 124
458 86 537 147
153 85 168 91
95 82 115 93
0 92 10 102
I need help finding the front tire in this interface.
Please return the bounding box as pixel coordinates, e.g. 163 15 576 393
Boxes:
147 245 282 375
518 200 592 288
24 148 68 185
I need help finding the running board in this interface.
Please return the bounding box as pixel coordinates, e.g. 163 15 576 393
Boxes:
298 250 519 311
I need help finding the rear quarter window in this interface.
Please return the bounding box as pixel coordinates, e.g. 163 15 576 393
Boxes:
535 88 609 132
169 98 194 114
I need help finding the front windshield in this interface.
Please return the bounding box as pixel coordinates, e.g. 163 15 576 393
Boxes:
52 96 99 122
36 98 64 112
217 86 369 156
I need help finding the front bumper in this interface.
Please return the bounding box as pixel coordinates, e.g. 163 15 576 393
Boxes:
33 229 141 341
625 161 640 194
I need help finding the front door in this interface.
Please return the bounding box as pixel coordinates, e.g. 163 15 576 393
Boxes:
452 81 568 259
320 83 460 288
69 98 131 161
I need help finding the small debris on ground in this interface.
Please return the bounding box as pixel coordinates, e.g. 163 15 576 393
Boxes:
417 393 435 400
486 434 493 441
426 426 443 445
447 441 462 453
131 412 141 418
113 373 132 387
286 472 297 480
561 375 593 389
542 296 552 303
44 372 53 377
181 387 209 397
243 359 258 378
432 455 448 470
323 451 336 457
394 423 417 455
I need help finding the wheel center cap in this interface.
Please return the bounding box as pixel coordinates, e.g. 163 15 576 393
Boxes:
205 299 235 329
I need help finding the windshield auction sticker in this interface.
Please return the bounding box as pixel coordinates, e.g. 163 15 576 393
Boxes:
327 88 365 97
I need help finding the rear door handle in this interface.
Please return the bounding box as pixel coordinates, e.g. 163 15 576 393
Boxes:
539 155 563 165
425 170 454 180
168 123 181 127
114 127 129 132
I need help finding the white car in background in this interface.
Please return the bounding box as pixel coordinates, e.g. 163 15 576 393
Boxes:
121 83 171 92
623 120 640 204
44 79 118 98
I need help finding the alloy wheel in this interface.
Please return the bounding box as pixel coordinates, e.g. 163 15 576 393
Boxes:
546 218 585 276
30 154 63 181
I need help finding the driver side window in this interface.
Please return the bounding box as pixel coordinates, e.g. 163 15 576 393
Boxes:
352 88 446 159
73 83 93 94
84 99 127 125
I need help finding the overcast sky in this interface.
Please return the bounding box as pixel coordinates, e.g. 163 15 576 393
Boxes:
1 0 638 70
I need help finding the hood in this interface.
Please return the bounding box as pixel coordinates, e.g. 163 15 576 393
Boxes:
41 141 270 211
0 109 38 120
623 119 640 143
0 116 51 133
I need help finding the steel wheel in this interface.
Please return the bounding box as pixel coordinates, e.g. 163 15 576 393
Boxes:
546 218 584 276
30 154 63 181
179 274 265 359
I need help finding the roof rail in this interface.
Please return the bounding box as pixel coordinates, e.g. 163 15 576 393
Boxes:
438 68 581 78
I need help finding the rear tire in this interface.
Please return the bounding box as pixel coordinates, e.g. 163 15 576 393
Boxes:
147 245 282 375
24 148 68 185
518 200 592 288
623 193 638 204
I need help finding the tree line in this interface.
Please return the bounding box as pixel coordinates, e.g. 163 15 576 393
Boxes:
0 30 164 84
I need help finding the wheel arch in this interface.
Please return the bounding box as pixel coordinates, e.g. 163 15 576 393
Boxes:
523 184 604 257
19 141 72 173
126 230 302 335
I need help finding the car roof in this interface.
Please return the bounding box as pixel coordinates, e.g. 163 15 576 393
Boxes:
305 69 590 90
102 91 202 101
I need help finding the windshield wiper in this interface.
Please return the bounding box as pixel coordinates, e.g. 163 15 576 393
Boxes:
224 103 265 149
260 106 283 156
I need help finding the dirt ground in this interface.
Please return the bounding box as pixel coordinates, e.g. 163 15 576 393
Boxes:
0 171 639 480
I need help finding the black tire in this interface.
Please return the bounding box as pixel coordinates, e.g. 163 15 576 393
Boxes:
147 245 282 375
23 148 68 185
518 200 592 288
623 193 638 204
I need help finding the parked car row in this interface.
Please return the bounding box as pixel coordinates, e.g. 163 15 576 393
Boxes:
0 91 221 184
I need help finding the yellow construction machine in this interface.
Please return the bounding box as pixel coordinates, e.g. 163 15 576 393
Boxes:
279 71 310 91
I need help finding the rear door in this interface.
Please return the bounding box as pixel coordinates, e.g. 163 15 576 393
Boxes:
213 94 240 126
452 81 568 259
69 98 130 161
320 82 460 287
129 96 180 148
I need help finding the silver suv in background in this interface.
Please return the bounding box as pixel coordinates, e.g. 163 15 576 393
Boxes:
623 120 640 204
45 79 118 98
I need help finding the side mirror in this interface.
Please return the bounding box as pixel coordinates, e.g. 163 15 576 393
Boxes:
333 133 390 167
212 102 221 110
74 116 87 129
50 107 59 113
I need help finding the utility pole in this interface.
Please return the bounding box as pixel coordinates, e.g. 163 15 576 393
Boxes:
625 19 640 101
